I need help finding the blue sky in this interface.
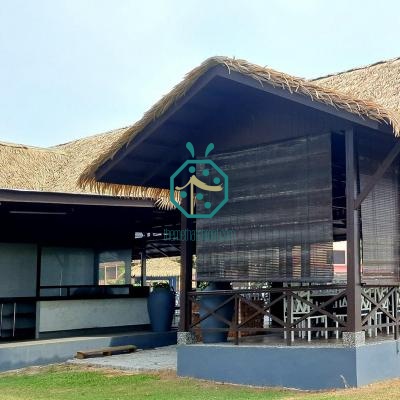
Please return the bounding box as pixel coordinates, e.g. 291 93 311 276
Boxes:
1 0 400 147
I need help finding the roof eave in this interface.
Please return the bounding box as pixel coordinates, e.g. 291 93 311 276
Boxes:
0 188 154 208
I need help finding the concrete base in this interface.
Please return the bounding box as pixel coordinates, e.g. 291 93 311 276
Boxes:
177 331 196 345
342 331 365 347
0 330 177 372
177 339 400 389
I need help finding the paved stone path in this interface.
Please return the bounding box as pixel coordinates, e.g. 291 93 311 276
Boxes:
68 345 177 371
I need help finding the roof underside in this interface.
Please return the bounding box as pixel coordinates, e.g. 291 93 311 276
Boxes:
0 198 180 246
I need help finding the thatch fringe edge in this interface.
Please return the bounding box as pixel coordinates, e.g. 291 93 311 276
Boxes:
83 180 177 210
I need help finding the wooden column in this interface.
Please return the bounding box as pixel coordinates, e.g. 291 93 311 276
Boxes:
345 128 362 332
35 244 42 298
140 234 147 286
179 195 194 332
93 248 100 285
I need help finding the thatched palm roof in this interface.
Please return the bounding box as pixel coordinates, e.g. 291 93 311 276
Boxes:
132 257 181 278
78 56 400 197
3 56 400 207
313 56 400 114
0 141 65 191
0 128 171 205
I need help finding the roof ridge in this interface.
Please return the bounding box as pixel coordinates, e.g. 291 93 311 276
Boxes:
311 56 400 81
0 140 63 153
51 126 131 149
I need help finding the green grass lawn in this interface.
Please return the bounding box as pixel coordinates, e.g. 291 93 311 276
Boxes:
0 364 399 400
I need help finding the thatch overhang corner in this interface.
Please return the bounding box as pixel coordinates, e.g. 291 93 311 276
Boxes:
77 176 177 210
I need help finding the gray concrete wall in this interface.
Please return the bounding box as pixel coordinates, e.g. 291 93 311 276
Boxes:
178 340 400 389
38 298 149 332
356 340 400 385
178 344 357 389
0 243 37 297
0 331 177 372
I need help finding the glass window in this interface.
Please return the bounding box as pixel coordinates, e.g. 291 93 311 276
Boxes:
98 250 131 285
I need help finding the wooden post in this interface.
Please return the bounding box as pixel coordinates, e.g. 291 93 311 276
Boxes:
286 291 292 346
354 140 400 209
179 195 194 332
345 128 363 333
93 249 99 285
234 294 240 345
140 234 147 286
394 289 399 340
35 244 42 298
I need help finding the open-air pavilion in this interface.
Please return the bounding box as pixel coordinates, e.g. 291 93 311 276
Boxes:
0 134 179 371
79 56 400 389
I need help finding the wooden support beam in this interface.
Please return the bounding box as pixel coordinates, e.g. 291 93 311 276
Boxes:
354 139 400 209
93 250 100 285
35 244 42 298
140 235 147 286
345 128 363 333
148 242 170 257
179 195 194 332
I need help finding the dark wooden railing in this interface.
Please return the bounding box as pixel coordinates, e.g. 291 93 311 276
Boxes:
361 286 400 338
188 285 400 345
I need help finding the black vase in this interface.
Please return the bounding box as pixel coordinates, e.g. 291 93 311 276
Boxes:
147 287 175 332
199 282 234 343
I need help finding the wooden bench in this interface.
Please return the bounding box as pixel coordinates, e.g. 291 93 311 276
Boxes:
75 344 137 359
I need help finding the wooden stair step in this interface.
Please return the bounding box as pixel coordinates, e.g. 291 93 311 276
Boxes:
75 345 137 359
